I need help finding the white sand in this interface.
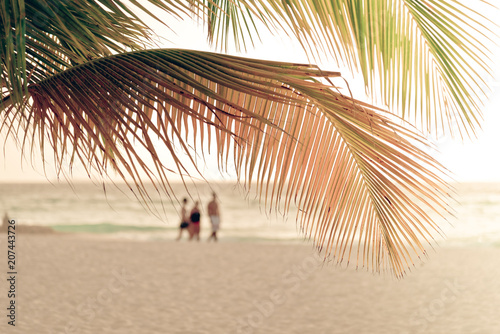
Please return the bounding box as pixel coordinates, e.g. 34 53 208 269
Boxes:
1 234 500 333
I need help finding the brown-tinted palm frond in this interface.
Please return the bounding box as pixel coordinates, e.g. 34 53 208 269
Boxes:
207 0 497 136
2 49 449 276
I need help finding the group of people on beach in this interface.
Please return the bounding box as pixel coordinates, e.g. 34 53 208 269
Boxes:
175 192 220 242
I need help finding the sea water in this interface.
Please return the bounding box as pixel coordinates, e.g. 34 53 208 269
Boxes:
0 181 499 246
0 181 301 242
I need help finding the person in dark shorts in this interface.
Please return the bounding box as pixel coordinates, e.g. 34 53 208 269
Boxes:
189 201 201 241
175 198 189 241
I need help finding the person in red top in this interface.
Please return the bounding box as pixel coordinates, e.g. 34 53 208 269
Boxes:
188 201 201 241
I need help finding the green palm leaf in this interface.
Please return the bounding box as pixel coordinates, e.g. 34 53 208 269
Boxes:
2 0 202 106
3 49 449 276
206 0 496 135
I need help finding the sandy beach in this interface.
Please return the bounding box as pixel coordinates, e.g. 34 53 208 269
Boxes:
0 234 499 334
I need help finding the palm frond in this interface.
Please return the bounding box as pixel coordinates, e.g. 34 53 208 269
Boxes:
206 0 497 136
198 0 262 52
1 0 27 105
2 49 450 276
2 0 206 107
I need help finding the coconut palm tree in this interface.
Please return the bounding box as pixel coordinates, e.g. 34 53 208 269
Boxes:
1 0 496 276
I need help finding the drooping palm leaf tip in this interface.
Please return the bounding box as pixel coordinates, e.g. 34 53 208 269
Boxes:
210 0 497 137
3 0 488 277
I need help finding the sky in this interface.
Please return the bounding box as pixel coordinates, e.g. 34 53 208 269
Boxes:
1 9 500 183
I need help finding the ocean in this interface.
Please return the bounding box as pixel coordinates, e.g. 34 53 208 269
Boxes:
1 181 499 247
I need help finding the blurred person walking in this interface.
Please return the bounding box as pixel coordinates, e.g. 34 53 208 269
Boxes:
207 193 220 242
